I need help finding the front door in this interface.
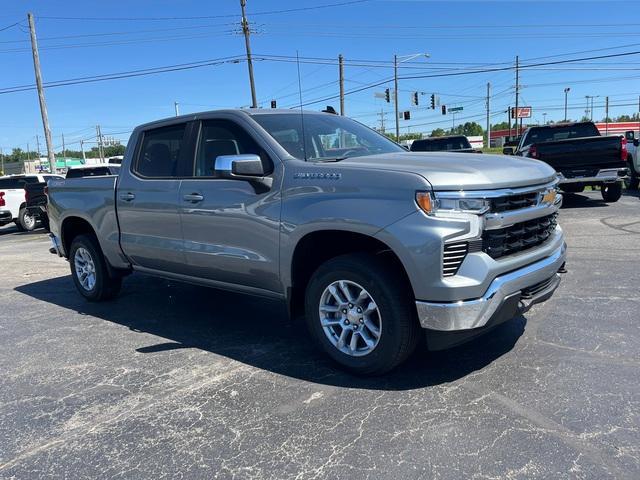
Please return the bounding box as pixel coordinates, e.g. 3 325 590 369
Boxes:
117 122 192 273
178 118 282 294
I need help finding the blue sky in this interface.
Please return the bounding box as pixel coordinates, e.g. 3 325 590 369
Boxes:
1 0 639 152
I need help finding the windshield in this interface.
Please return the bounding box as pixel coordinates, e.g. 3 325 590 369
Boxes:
411 137 471 152
522 123 600 147
251 113 405 161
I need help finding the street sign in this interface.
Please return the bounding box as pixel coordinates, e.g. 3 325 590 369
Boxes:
449 106 464 113
512 106 532 118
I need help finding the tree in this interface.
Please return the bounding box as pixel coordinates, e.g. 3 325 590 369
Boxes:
430 128 446 137
450 121 484 137
491 121 510 131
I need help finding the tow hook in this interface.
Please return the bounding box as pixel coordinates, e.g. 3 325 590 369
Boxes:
558 262 567 274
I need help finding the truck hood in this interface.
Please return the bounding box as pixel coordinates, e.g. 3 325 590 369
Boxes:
338 152 557 190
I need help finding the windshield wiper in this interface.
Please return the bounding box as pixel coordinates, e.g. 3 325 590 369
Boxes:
311 156 348 163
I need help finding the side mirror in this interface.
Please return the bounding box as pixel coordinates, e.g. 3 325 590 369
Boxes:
502 147 514 155
634 139 639 147
215 154 265 177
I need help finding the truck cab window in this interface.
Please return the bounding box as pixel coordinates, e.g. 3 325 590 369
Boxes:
195 120 272 177
135 124 186 178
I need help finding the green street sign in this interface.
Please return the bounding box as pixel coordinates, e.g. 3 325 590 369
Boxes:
448 106 464 112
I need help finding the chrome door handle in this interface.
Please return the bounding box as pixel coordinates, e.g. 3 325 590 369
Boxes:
183 193 204 203
120 192 135 201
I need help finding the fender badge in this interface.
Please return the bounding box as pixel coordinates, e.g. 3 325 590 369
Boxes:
293 172 342 180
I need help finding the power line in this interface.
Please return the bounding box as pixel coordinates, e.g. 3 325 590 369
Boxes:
0 21 21 32
36 0 373 21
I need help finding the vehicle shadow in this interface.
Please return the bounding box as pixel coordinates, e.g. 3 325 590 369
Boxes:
560 192 611 209
15 274 526 391
0 226 48 237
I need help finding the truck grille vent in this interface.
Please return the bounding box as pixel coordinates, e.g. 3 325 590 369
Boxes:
482 213 558 259
491 192 539 212
443 242 469 277
520 275 556 300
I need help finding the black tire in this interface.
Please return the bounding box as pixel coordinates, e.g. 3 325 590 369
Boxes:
40 214 50 232
561 184 585 194
69 234 122 301
625 159 639 190
304 253 420 375
18 207 37 231
601 182 623 202
13 219 25 232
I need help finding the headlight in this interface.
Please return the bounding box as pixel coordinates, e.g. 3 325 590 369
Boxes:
416 191 490 215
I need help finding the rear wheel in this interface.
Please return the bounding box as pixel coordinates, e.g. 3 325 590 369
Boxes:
69 234 122 301
601 182 623 202
625 159 639 190
304 253 419 375
18 207 37 231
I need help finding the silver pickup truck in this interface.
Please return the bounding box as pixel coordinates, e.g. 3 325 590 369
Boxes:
47 110 566 375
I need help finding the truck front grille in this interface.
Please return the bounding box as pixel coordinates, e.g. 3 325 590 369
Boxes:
490 192 538 213
482 213 558 259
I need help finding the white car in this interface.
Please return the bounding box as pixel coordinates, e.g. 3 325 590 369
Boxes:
0 174 63 231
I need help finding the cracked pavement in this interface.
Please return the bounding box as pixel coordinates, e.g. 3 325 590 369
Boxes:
0 191 638 479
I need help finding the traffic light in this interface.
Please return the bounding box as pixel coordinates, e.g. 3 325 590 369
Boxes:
384 88 390 103
270 100 277 108
412 92 419 106
441 105 447 115
403 111 411 120
430 94 436 110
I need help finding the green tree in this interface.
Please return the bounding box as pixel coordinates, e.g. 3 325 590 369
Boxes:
491 121 510 131
430 128 446 137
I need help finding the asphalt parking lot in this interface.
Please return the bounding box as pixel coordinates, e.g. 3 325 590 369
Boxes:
0 191 638 479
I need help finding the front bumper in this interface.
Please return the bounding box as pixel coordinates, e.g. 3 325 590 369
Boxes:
416 241 566 331
0 210 12 225
558 168 627 184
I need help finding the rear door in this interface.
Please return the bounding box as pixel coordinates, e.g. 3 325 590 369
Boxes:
0 176 39 218
177 117 282 294
116 122 195 273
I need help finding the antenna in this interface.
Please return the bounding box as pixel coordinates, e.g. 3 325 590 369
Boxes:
296 50 308 161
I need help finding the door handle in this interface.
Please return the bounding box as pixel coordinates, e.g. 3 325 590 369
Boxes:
183 193 204 203
120 192 135 201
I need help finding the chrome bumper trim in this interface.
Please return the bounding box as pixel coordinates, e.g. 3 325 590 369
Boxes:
558 168 627 184
484 194 562 230
416 242 567 331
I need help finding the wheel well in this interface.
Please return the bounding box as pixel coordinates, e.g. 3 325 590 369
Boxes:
61 217 96 257
289 230 411 320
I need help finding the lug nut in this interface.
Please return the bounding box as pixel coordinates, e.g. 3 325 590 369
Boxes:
359 318 364 324
344 320 350 325
349 303 353 308
342 309 347 314
357 307 362 313
352 324 358 331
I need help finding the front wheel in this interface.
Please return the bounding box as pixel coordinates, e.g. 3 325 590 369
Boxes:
601 182 622 202
304 253 419 375
625 160 639 190
69 234 122 301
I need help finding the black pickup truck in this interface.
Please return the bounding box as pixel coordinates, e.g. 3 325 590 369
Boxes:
25 165 120 231
410 135 482 153
504 122 627 202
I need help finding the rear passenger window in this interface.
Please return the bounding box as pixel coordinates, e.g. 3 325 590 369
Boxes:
135 124 186 178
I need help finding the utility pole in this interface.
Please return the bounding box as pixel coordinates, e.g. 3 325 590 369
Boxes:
514 56 519 136
61 132 66 171
507 107 512 140
96 125 104 162
28 13 55 174
605 96 609 135
394 54 399 142
564 87 570 121
0 147 4 175
174 101 180 117
80 140 86 161
338 54 345 116
35 134 41 158
486 82 491 149
543 112 547 125
378 109 387 133
240 0 257 108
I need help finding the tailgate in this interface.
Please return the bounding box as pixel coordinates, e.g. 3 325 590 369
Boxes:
535 136 623 171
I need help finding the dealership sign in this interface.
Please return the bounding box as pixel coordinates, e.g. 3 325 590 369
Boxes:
512 106 532 118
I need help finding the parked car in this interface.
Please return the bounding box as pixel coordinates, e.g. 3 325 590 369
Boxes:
24 165 120 231
504 122 628 202
624 130 639 190
0 174 63 231
47 110 566 375
410 135 482 153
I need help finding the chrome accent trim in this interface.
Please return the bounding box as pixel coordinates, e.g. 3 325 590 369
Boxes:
49 233 63 257
484 196 561 230
416 242 566 331
434 179 558 199
558 168 627 184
